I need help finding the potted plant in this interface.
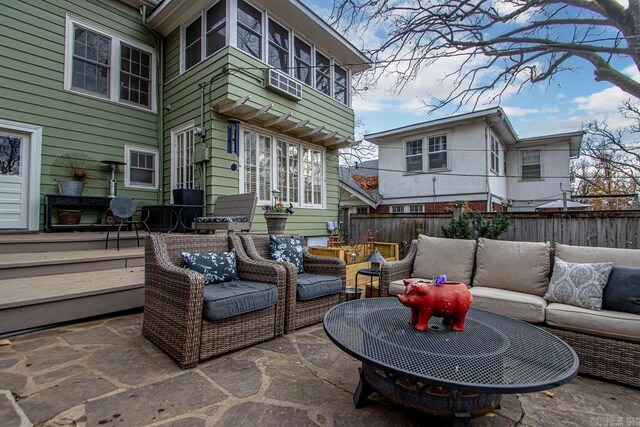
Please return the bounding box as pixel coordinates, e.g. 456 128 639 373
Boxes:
51 151 96 196
263 190 294 234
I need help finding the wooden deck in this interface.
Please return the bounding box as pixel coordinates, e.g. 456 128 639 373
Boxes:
0 231 146 335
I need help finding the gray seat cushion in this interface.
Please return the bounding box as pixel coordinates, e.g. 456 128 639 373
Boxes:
545 303 640 342
555 243 640 267
202 280 278 321
470 286 547 323
297 273 342 300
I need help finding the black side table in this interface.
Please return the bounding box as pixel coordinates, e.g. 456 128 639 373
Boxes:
356 268 382 298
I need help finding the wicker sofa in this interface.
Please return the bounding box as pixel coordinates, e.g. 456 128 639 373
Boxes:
380 236 640 387
240 235 347 333
142 234 287 368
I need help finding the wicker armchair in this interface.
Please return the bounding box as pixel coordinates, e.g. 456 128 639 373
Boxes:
240 235 346 333
142 234 287 368
379 239 418 297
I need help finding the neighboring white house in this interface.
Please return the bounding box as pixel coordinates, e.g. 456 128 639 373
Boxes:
364 107 584 212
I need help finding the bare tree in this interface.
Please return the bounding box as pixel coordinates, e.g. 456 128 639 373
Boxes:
571 101 640 208
0 136 21 175
331 0 640 110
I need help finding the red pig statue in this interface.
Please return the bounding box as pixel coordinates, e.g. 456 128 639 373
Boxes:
397 279 473 331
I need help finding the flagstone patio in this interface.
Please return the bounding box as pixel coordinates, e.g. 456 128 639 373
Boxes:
1 312 638 426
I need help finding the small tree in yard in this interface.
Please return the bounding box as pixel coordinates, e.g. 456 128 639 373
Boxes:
442 211 510 240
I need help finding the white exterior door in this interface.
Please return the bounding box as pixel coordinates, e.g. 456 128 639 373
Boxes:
0 130 30 229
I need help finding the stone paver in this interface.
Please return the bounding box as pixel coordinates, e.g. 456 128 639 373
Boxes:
1 313 637 426
19 371 116 424
85 371 226 426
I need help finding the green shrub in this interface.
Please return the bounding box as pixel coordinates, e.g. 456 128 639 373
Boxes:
441 212 473 239
442 212 510 240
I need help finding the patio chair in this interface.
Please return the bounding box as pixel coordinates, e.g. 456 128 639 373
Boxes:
240 235 346 333
142 234 287 368
192 192 257 234
105 196 150 250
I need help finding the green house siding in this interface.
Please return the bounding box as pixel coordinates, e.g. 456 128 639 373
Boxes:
163 38 353 236
0 0 159 227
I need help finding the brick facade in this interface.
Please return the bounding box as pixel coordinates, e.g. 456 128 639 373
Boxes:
376 200 508 213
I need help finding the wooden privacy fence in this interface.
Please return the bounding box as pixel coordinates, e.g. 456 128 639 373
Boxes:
349 211 640 250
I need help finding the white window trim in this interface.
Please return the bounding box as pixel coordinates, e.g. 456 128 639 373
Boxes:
490 132 500 175
170 121 195 195
404 137 424 173
426 133 450 171
520 147 544 181
64 15 157 112
180 0 228 73
238 123 326 209
124 145 159 189
391 205 406 213
409 204 424 213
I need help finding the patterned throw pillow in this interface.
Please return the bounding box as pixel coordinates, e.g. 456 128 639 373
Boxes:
181 250 238 285
544 257 613 310
269 235 304 273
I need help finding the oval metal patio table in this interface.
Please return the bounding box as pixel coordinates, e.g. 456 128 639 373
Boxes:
324 298 579 426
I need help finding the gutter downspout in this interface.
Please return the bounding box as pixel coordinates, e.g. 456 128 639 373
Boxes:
485 122 491 212
141 6 165 203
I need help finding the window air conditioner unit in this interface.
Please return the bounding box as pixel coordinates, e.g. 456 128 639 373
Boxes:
266 68 302 100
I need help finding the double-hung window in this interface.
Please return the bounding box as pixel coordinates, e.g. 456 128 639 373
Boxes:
125 145 158 189
71 26 111 97
406 139 423 172
65 17 155 110
521 150 541 180
294 37 312 85
120 44 151 108
237 0 262 59
268 19 289 72
334 65 347 104
490 134 500 174
428 135 448 170
244 129 324 208
315 52 331 96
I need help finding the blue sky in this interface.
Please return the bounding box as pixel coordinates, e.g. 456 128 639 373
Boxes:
303 0 639 141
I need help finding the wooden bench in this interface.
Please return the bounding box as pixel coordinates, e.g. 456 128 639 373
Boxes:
192 192 257 234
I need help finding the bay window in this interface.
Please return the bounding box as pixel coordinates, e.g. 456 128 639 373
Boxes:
244 129 324 208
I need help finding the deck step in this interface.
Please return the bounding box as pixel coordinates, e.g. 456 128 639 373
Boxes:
0 231 145 254
0 247 144 279
0 267 145 334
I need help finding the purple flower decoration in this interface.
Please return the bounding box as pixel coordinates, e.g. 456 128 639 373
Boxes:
434 274 447 286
